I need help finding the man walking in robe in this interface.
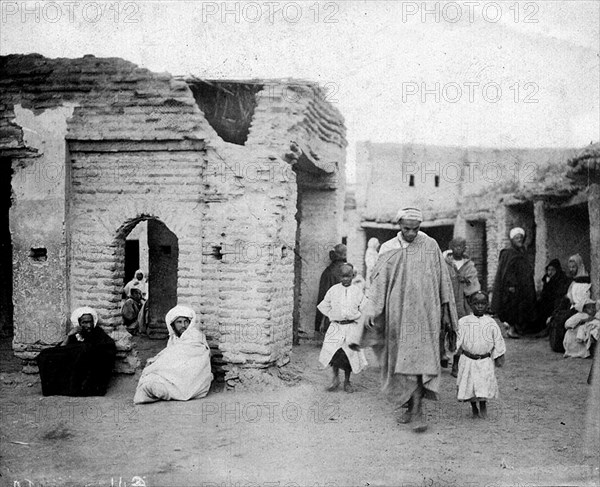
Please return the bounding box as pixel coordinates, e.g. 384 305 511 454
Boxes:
360 207 457 432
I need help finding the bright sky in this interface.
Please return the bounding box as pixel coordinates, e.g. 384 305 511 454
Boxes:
2 1 599 180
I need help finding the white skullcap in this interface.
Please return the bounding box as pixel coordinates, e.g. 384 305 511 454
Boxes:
395 207 423 223
70 307 99 327
509 227 525 239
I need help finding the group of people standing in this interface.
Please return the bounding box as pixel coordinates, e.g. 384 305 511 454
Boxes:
315 207 507 432
314 210 596 431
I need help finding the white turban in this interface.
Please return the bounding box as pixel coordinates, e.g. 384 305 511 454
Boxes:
165 305 196 328
70 307 99 328
395 207 423 223
509 227 525 239
165 305 198 345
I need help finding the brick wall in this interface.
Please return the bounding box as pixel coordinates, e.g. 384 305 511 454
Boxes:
1 55 347 378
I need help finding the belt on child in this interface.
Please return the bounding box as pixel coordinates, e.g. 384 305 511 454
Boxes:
462 350 491 360
334 319 356 325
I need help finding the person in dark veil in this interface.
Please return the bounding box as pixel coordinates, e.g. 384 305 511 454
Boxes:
37 307 116 396
315 244 347 335
491 227 537 338
534 259 571 337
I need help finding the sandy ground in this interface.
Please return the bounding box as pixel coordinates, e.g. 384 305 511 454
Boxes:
1 333 599 487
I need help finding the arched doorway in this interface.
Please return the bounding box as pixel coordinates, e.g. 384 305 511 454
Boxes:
117 217 179 338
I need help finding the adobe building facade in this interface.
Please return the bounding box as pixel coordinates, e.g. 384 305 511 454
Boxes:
345 142 596 298
0 54 346 379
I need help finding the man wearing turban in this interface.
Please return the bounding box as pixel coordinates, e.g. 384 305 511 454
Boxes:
37 307 117 396
491 227 537 338
357 207 458 432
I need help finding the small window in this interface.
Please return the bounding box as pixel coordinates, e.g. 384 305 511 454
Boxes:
434 175 440 187
211 245 223 260
342 237 348 245
30 247 47 262
409 175 415 187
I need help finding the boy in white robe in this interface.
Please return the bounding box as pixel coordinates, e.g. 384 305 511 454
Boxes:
318 263 368 393
456 291 506 418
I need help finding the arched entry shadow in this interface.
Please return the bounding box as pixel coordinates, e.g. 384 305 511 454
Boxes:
116 216 179 338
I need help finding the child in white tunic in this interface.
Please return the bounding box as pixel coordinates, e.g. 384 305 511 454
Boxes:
456 292 506 418
318 263 368 393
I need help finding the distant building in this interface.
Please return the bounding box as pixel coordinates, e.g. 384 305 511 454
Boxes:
345 142 595 296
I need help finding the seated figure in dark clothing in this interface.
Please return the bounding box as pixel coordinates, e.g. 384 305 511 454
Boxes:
534 259 571 336
37 307 116 396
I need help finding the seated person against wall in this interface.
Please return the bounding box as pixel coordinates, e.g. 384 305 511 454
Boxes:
134 305 213 404
534 259 571 337
563 299 599 359
123 269 147 300
548 254 591 352
122 285 144 335
37 307 117 396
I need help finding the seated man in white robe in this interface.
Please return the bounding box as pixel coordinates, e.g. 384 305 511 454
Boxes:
134 305 213 404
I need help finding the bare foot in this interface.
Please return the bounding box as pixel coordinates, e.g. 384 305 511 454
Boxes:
326 378 340 392
343 382 354 393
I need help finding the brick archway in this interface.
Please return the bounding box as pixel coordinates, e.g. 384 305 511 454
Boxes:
116 215 179 336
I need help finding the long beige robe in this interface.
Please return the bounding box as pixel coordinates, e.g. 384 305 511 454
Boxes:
364 232 458 405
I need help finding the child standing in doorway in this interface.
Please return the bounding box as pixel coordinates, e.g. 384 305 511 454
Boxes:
456 291 506 418
318 263 368 393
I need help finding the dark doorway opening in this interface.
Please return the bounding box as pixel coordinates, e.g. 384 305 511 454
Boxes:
124 240 140 288
422 225 454 252
0 158 13 337
147 219 179 336
122 219 179 338
364 228 397 248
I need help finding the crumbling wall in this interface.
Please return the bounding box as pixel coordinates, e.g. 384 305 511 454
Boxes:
199 142 297 377
2 55 347 379
9 105 74 370
197 80 346 376
0 54 209 372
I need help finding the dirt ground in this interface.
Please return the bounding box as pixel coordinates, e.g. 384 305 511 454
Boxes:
1 332 599 487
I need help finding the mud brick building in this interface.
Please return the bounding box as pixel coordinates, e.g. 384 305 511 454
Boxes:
0 54 347 379
345 142 596 296
567 143 600 298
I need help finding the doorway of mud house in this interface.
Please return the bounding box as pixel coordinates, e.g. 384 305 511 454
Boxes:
123 219 179 338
